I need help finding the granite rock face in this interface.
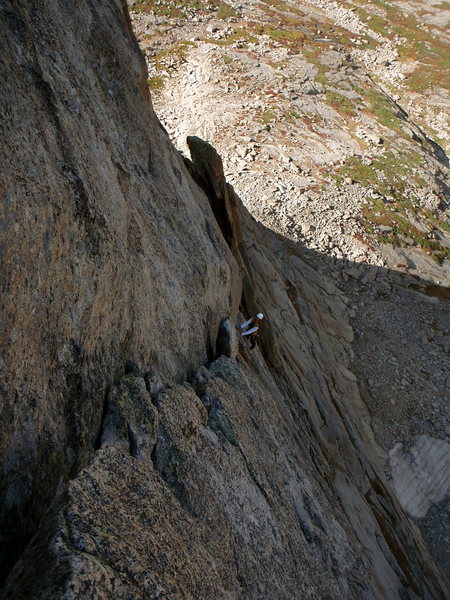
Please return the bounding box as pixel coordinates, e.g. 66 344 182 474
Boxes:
0 0 236 579
0 0 448 598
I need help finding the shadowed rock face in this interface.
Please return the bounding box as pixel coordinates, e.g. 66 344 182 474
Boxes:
0 1 448 598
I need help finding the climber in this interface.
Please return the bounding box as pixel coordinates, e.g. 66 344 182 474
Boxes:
240 312 264 350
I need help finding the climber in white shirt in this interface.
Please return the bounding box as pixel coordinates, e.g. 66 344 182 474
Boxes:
240 312 264 349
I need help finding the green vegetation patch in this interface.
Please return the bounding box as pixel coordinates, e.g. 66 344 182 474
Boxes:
260 0 305 17
131 0 237 18
325 91 358 116
245 21 305 52
354 7 388 36
258 109 277 124
147 75 165 91
336 150 426 197
283 109 301 124
354 0 450 94
264 25 305 46
362 198 450 265
254 105 304 127
153 40 197 71
335 148 449 264
258 7 304 28
131 0 205 17
202 27 259 47
363 89 408 137
216 2 237 19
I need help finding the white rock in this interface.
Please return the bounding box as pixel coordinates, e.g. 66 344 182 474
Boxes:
389 436 450 518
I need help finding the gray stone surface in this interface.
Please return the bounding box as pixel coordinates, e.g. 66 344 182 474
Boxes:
389 435 450 519
0 1 448 598
0 0 235 578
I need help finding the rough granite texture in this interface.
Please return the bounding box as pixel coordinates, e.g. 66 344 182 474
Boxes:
0 0 448 598
0 0 237 579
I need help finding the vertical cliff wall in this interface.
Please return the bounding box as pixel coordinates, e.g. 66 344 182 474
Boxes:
0 1 448 598
0 0 238 579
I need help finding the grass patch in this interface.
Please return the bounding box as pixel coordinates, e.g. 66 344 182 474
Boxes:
153 40 196 71
305 111 324 121
283 109 301 124
147 75 165 91
260 0 305 16
355 8 388 36
354 0 450 94
336 149 449 264
424 208 450 233
363 88 408 137
301 48 333 85
246 22 305 52
337 150 427 193
258 109 277 124
263 25 305 50
202 27 259 47
259 7 304 29
222 53 233 64
315 68 329 86
325 91 358 116
131 0 206 17
216 2 237 19
336 149 431 198
363 200 450 264
131 0 237 19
